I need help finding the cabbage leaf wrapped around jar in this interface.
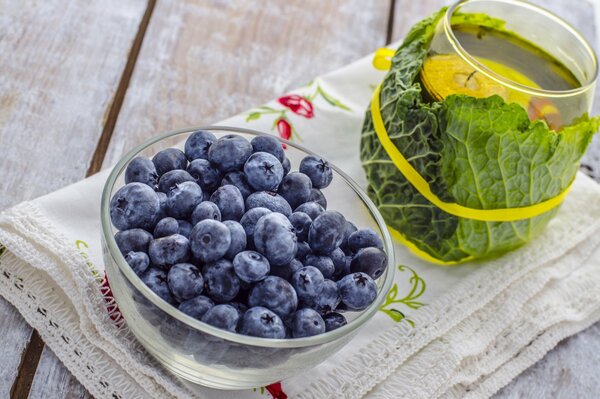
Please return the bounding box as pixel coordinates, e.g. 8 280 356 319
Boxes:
360 9 599 264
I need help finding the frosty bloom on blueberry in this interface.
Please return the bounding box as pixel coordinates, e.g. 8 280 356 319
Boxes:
109 132 388 339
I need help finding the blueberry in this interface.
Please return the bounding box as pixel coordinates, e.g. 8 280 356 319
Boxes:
210 185 245 221
337 272 377 310
114 228 153 255
322 312 347 332
239 207 271 248
269 258 303 281
187 158 222 192
348 228 384 253
189 219 231 263
232 250 269 283
304 254 334 279
178 295 214 320
243 152 284 191
157 169 195 193
351 247 387 279
223 220 247 259
282 157 291 176
248 276 298 319
110 183 161 231
295 241 312 261
254 213 297 266
153 217 179 238
329 247 350 279
201 304 240 332
202 259 241 302
157 192 168 220
184 130 216 161
177 220 193 238
291 308 325 338
148 234 190 268
166 181 204 219
125 157 158 189
221 171 252 199
152 148 188 176
251 135 285 163
167 263 204 302
291 266 324 301
304 279 340 314
246 191 292 216
239 306 286 338
308 188 327 209
294 201 324 220
288 212 312 242
299 155 333 189
308 211 346 254
125 251 150 275
340 221 358 254
141 268 175 305
191 201 221 225
208 134 253 173
278 172 312 209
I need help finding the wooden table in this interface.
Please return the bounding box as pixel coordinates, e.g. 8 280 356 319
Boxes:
1 0 599 398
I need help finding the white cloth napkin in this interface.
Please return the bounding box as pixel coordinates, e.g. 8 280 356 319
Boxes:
1 50 600 399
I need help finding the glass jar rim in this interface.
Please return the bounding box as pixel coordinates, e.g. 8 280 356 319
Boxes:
100 125 396 348
444 0 599 97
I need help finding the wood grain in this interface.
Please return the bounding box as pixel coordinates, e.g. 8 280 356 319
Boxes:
0 0 147 397
102 0 392 168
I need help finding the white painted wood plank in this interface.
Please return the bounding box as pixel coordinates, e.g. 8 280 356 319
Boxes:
0 299 32 399
28 347 90 399
103 0 392 167
0 0 147 210
0 0 147 397
30 1 391 397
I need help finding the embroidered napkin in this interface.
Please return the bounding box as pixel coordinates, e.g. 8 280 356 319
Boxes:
1 49 600 399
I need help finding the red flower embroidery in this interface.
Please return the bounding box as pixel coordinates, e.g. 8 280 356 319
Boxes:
277 95 314 119
265 382 287 399
245 81 350 147
276 118 292 141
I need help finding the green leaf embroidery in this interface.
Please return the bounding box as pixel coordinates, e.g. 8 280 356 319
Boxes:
252 386 266 395
379 264 427 325
246 112 262 122
316 85 352 111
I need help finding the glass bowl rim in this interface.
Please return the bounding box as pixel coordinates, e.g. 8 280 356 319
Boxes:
444 0 599 98
101 125 396 348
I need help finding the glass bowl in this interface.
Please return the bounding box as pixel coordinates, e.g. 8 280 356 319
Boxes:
100 126 395 390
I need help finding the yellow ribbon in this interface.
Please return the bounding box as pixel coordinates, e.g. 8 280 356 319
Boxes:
372 48 396 71
388 226 474 265
370 83 572 222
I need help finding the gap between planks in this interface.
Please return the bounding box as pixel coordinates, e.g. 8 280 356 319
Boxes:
86 0 158 176
9 1 157 398
386 0 396 45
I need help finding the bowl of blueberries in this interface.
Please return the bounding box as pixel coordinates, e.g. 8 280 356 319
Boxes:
101 126 394 389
